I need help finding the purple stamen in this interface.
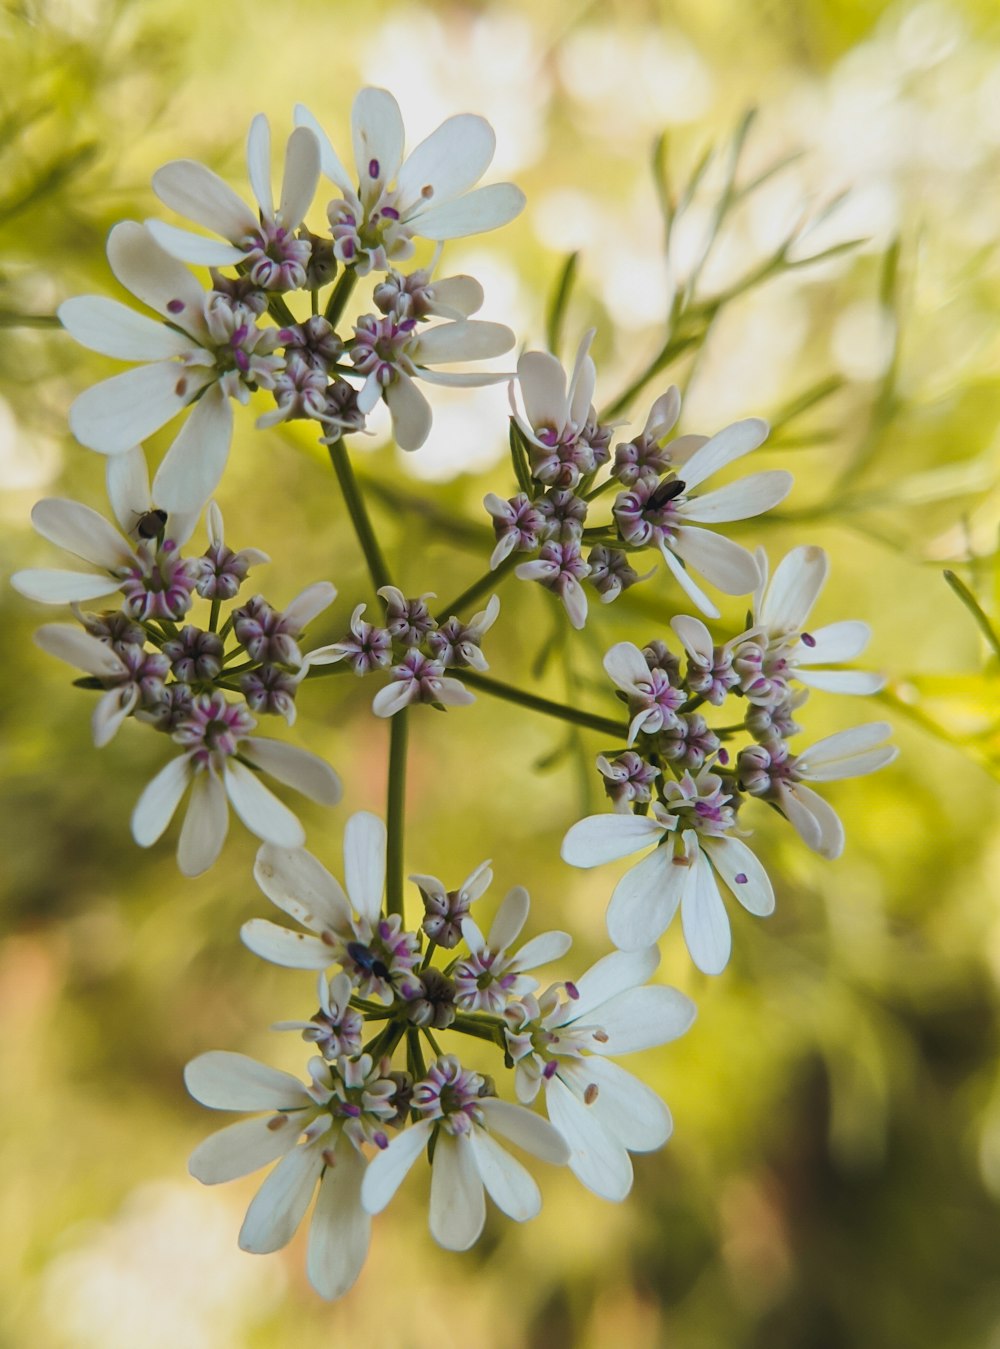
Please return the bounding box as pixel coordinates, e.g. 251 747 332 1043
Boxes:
734 873 748 884
565 981 579 1000
368 158 380 179
166 298 185 314
718 748 730 765
380 206 399 220
374 1131 389 1150
543 1060 559 1079
801 631 817 648
234 349 250 374
341 1103 362 1118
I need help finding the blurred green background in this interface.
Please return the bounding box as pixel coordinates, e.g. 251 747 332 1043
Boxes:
3 0 1000 1344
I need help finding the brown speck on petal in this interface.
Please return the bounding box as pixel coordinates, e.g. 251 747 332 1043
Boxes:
321 930 337 946
584 1083 599 1105
175 377 188 396
266 1114 288 1132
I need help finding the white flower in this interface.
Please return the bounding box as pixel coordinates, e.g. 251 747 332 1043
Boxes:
562 768 776 974
511 331 599 476
734 545 885 702
148 114 320 291
351 310 515 451
602 640 687 744
370 650 475 719
131 692 342 876
295 88 525 275
11 447 204 608
737 723 898 860
59 223 284 512
453 885 571 1014
503 949 696 1200
184 1048 396 1300
612 417 793 619
360 1055 569 1251
243 813 421 1005
410 858 494 948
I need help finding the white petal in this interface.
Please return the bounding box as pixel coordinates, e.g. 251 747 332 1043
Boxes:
360 1118 432 1215
433 676 475 707
397 114 494 213
796 668 885 695
353 87 405 188
105 447 151 534
702 835 775 916
344 811 387 923
189 1111 303 1184
144 219 247 267
223 761 306 847
680 416 770 491
152 383 233 515
59 295 194 360
561 1058 671 1153
669 613 713 663
283 581 337 632
131 755 191 846
512 930 572 971
34 623 126 677
416 320 514 366
672 527 760 595
606 845 685 951
517 350 566 429
796 619 870 664
278 125 321 230
152 160 258 243
184 1050 311 1111
92 684 137 747
545 1074 632 1201
561 813 664 867
469 1127 540 1222
427 274 483 318
567 333 596 425
239 1141 325 1254
293 103 354 195
11 569 122 604
478 1099 570 1166
784 784 845 859
307 1144 371 1301
413 183 526 239
107 221 211 338
241 737 342 805
246 114 274 220
798 722 893 772
590 985 698 1053
681 849 731 975
556 947 660 1025
240 918 333 969
69 362 205 455
429 1133 485 1252
254 843 351 931
803 744 898 780
602 640 652 695
760 545 828 633
682 470 792 523
176 768 229 877
560 578 588 630
385 373 432 452
643 385 681 439
372 680 416 718
659 542 720 619
488 885 529 950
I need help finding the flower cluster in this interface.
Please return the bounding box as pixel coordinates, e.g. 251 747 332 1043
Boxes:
186 813 695 1297
13 453 340 874
304 587 500 717
487 335 793 628
563 545 895 973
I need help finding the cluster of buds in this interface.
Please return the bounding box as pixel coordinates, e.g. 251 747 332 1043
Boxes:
14 473 341 874
185 813 695 1297
304 586 499 718
489 339 793 628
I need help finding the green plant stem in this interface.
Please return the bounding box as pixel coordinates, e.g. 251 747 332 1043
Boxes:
461 670 624 739
943 570 1000 663
325 269 357 326
326 437 393 592
435 551 519 623
385 709 409 919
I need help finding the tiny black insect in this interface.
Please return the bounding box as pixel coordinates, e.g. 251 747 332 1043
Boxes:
346 940 391 981
648 477 686 510
133 508 168 539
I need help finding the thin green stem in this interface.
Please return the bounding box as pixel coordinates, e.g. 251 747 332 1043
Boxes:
325 269 358 326
435 551 519 623
461 670 624 739
208 598 221 633
943 569 1000 663
326 437 393 592
385 709 409 919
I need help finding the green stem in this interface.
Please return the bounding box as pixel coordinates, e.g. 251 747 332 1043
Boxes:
943 570 1000 663
208 598 221 633
326 437 393 592
325 269 358 326
385 709 409 919
435 550 519 623
461 670 624 739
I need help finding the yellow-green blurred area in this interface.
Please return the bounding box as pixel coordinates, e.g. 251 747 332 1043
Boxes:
3 0 1000 1343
